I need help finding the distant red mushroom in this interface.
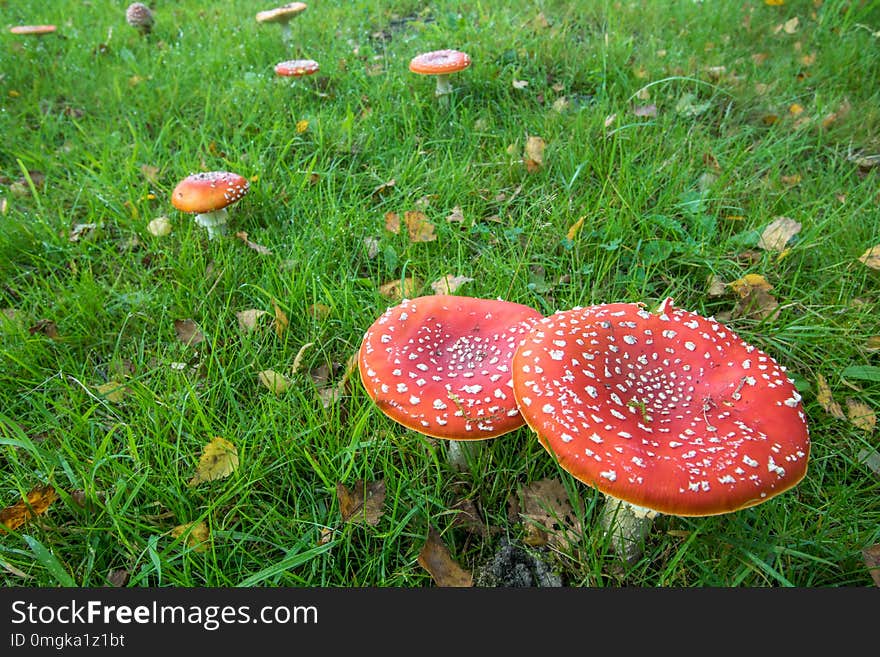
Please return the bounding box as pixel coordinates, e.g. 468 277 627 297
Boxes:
409 49 471 100
359 294 542 466
274 58 319 79
512 297 810 561
256 3 307 46
9 25 57 36
171 171 250 240
125 3 154 35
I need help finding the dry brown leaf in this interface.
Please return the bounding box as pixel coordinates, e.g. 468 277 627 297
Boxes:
0 484 58 534
379 276 422 300
173 319 205 346
140 164 160 184
371 179 396 198
846 398 876 433
259 369 290 395
863 545 880 587
236 308 270 332
307 303 331 321
758 216 801 252
188 437 239 486
147 216 172 236
707 274 728 297
446 206 466 224
783 16 800 34
430 274 473 295
29 319 58 339
384 211 400 234
864 337 880 352
271 299 289 338
632 104 657 118
69 223 98 242
171 520 210 552
404 210 436 242
858 245 880 270
449 497 488 537
519 478 582 551
336 479 386 526
417 526 473 587
290 342 314 376
730 287 780 321
821 100 851 129
106 568 130 587
512 79 529 90
235 231 272 255
816 374 845 419
524 135 546 173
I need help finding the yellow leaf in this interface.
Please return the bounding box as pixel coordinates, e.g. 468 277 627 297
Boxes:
859 245 880 270
816 374 845 419
0 485 58 534
783 17 800 34
729 274 773 297
258 369 290 395
404 210 437 243
379 277 422 300
296 119 309 133
788 103 804 116
758 216 801 252
524 135 546 173
765 0 784 5
95 381 128 403
171 521 210 552
566 216 586 241
290 342 314 376
271 298 289 338
188 437 239 486
235 308 270 332
384 211 400 234
847 399 876 433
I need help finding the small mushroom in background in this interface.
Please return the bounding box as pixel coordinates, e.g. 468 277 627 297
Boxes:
511 298 811 564
409 49 472 103
125 2 155 36
358 295 543 470
256 2 307 47
274 58 320 87
170 171 250 240
9 25 58 37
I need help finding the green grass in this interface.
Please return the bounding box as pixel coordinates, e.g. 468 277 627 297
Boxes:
1 0 879 587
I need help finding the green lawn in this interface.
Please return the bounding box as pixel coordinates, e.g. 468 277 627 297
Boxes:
1 0 879 587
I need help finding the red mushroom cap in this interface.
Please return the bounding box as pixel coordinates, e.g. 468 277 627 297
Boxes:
512 298 810 516
359 295 543 440
256 3 307 24
9 25 57 36
274 59 320 77
171 171 250 214
409 49 472 75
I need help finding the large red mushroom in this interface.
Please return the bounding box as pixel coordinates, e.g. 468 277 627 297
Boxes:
359 294 542 466
171 171 250 240
512 297 810 561
409 49 471 102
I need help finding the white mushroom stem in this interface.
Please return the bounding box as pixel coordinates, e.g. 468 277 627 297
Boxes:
434 74 453 97
193 208 229 239
446 439 483 472
599 497 659 564
279 22 293 45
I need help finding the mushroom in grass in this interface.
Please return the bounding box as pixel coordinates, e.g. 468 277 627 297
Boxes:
274 58 319 85
125 3 155 35
512 298 810 563
409 49 471 101
256 3 307 46
359 295 543 469
171 171 250 240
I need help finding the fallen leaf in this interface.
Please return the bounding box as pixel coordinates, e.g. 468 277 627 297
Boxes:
816 374 845 419
864 336 880 352
821 100 851 128
258 369 290 395
336 479 386 525
783 16 800 34
449 497 489 537
417 526 473 587
758 216 801 252
289 342 314 376
729 273 773 297
174 319 205 346
188 437 239 486
140 164 160 184
147 216 172 236
512 78 529 90
384 211 400 234
789 103 804 116
730 287 780 321
859 245 880 270
518 478 582 551
171 520 210 552
707 274 728 297
632 104 657 118
371 179 396 198
379 276 422 300
296 119 309 133
364 236 380 259
858 449 880 478
106 569 130 587
235 231 272 255
524 135 546 173
29 319 59 339
430 274 473 295
765 0 785 5
404 210 436 242
863 545 880 587
446 206 465 224
95 381 129 403
0 484 58 534
846 398 876 433
69 223 98 242
307 303 331 321
566 216 586 241
235 308 270 332
271 299 289 338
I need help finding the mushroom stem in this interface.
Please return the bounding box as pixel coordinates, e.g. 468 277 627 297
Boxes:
280 22 292 45
446 439 483 472
434 74 453 97
193 208 229 240
598 496 658 565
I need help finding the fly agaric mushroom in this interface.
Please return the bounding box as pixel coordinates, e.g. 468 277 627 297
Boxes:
274 58 319 81
125 3 155 35
359 295 542 467
512 298 810 563
256 3 307 46
171 171 250 240
9 25 57 36
409 49 471 100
